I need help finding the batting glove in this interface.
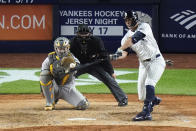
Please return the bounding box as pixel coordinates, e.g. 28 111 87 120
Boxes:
109 53 123 61
115 48 123 56
165 59 174 66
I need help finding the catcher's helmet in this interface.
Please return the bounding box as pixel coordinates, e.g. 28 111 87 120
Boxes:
54 37 70 58
77 24 91 34
124 10 138 27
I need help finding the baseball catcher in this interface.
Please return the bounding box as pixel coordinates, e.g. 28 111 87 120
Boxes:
40 37 89 111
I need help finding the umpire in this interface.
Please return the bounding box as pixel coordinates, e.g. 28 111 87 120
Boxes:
69 24 128 106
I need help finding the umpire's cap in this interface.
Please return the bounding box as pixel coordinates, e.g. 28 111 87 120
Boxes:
77 24 91 34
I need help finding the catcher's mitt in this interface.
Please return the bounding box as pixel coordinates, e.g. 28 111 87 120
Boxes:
61 56 76 73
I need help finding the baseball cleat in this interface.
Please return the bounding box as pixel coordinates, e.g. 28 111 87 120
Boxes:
76 99 89 110
132 111 152 121
150 97 162 112
133 103 152 121
44 104 55 111
118 97 128 107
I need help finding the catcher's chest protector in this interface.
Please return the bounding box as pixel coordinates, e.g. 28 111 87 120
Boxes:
48 52 69 85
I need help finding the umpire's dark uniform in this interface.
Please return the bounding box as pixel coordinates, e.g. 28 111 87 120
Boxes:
69 25 128 106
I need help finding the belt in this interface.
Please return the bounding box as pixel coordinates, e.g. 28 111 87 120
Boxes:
143 54 160 62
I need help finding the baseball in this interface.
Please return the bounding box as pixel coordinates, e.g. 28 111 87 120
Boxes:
70 63 76 68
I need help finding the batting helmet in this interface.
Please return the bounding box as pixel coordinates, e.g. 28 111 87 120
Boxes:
54 37 70 58
77 24 91 34
124 10 138 27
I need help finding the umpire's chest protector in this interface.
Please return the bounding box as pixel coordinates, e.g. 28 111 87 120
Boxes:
48 52 70 85
71 37 100 63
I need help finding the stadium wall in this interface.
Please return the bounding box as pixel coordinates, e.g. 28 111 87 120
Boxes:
0 0 195 53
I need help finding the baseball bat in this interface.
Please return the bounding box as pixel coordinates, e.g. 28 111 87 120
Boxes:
66 59 106 74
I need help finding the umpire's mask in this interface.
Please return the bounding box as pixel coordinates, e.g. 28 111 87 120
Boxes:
76 24 92 44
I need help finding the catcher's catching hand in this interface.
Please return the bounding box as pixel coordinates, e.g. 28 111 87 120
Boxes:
61 56 76 73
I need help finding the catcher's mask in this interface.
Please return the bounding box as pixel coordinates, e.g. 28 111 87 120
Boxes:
54 37 70 58
76 24 92 44
123 10 138 27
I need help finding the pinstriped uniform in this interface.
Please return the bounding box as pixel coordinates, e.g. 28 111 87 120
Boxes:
121 22 166 101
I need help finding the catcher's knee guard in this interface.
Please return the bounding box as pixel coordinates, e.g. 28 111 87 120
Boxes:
40 70 55 107
76 98 89 110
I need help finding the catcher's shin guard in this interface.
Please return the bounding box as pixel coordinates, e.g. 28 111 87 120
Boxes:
40 70 55 108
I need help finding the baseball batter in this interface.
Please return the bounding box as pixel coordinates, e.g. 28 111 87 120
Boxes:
40 37 89 111
111 10 166 121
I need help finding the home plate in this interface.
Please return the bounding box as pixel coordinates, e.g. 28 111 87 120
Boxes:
67 118 96 121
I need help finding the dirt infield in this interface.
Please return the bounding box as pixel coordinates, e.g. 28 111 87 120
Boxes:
0 94 196 131
0 53 196 131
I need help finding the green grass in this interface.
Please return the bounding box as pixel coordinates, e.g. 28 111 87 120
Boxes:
0 72 9 76
0 68 196 95
76 83 138 94
0 80 40 94
76 69 196 95
35 71 40 76
156 69 196 95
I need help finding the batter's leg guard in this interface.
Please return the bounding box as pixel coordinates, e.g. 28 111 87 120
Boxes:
76 98 89 110
145 85 155 102
40 70 55 111
152 96 161 106
132 85 155 121
145 85 155 113
150 96 162 113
